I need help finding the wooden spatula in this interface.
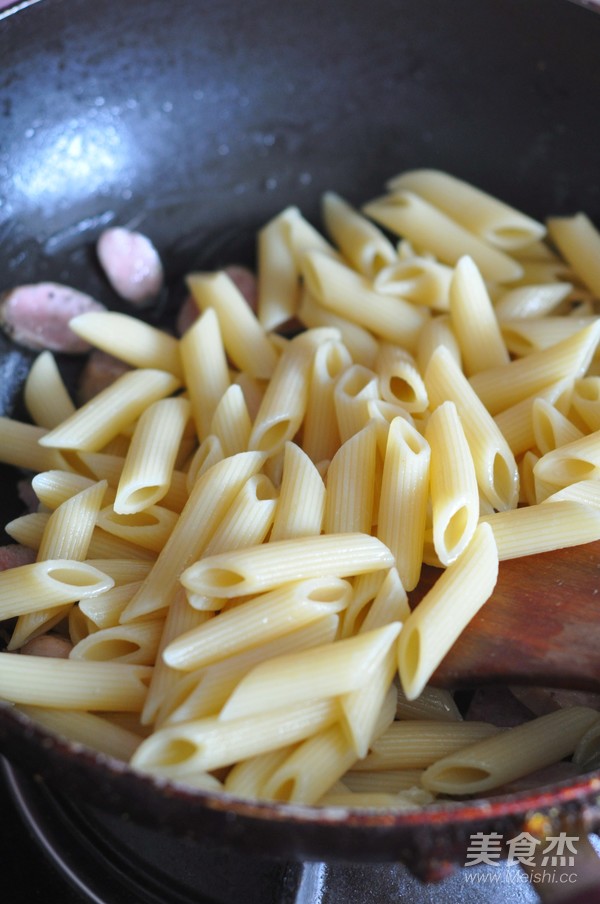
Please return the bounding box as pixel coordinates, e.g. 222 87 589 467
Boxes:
410 541 600 691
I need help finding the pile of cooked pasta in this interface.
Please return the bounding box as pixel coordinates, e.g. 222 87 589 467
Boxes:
1 169 600 808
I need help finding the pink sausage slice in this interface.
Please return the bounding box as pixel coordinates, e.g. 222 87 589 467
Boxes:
97 227 164 304
0 283 106 353
0 544 36 571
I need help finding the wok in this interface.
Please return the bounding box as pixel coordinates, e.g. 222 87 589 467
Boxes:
0 0 600 891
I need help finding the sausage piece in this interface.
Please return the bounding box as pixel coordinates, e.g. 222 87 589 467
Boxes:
0 283 106 353
97 227 164 304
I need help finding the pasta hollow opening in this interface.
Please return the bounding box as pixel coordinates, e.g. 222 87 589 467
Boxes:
307 584 348 604
500 328 535 355
118 486 163 511
105 511 160 527
147 738 198 767
575 382 600 402
443 505 469 555
341 370 375 398
47 566 105 588
78 639 143 661
197 568 245 590
428 765 492 787
489 226 537 248
561 460 597 481
401 626 421 688
492 453 515 508
253 420 293 453
388 377 417 406
271 778 296 802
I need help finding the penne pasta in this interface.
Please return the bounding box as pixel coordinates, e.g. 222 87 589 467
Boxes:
547 212 600 297
179 307 230 442
24 351 76 429
324 422 377 535
321 191 397 277
69 311 183 377
270 442 325 541
449 255 509 375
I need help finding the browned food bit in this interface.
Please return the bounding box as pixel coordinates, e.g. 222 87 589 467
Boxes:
0 544 36 571
77 348 132 404
20 633 73 658
0 283 106 353
97 227 164 304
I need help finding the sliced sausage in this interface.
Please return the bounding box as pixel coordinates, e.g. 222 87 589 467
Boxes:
0 283 106 353
97 227 164 304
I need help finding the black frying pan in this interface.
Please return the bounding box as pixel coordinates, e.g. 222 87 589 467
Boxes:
1 0 600 889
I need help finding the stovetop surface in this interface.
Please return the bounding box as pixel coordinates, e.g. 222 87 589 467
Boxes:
2 757 598 904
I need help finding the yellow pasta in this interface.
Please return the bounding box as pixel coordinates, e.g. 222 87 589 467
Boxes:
114 397 191 514
324 422 377 535
179 307 230 441
187 270 279 379
449 255 509 375
270 442 325 540
375 343 428 412
24 351 76 429
374 256 453 311
547 212 600 297
70 311 183 377
0 559 114 619
38 369 180 452
301 336 352 464
397 523 499 699
376 417 430 591
480 500 600 558
321 190 397 277
297 289 379 368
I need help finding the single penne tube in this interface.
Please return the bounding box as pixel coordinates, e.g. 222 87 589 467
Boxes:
366 399 414 458
96 504 179 553
130 698 339 777
79 580 143 628
373 257 453 311
493 378 573 458
425 400 479 565
571 376 600 432
351 720 501 770
425 345 519 511
376 417 430 591
342 769 425 795
519 449 541 506
31 470 115 511
141 587 210 726
301 250 428 350
359 567 410 633
395 685 462 722
297 289 379 368
468 321 600 416
339 649 398 758
449 255 509 375
233 372 266 422
0 653 152 710
547 213 600 297
0 417 66 472
24 351 76 428
180 532 394 599
301 337 352 464
247 331 317 456
4 512 49 550
386 170 546 251
202 473 278 556
283 207 340 267
416 313 462 375
256 206 302 330
17 705 144 761
397 522 499 699
179 307 230 441
114 397 191 514
69 617 164 665
333 364 380 444
479 499 600 559
219 622 401 722
321 191 397 277
362 190 523 283
501 316 596 358
421 706 600 795
38 369 181 452
0 559 114 619
531 398 584 456
37 480 107 561
158 615 339 725
260 722 359 805
208 384 252 457
69 311 183 378
374 343 428 413
119 451 265 623
62 450 125 487
224 745 296 800
533 429 600 489
493 283 573 321
270 442 325 541
163 577 352 671
187 271 279 379
324 422 377 535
